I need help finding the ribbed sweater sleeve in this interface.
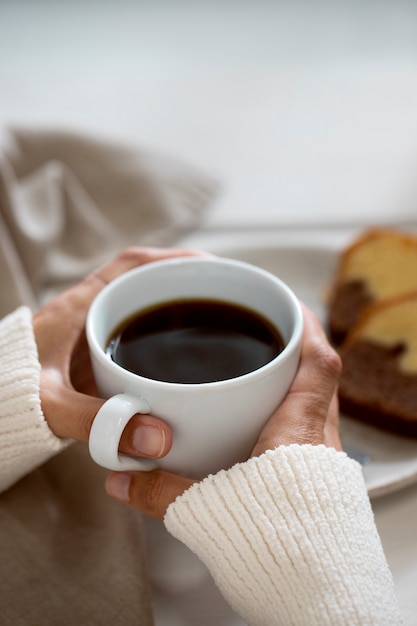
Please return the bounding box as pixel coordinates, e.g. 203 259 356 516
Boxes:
165 444 403 626
0 306 71 492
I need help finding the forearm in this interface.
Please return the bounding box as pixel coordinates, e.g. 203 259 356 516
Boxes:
0 307 71 492
165 444 403 626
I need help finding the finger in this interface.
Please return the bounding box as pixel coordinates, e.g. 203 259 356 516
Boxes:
119 413 173 459
105 470 196 520
92 246 208 286
252 304 342 455
287 304 341 401
323 391 342 450
69 329 97 395
41 379 173 458
36 247 206 365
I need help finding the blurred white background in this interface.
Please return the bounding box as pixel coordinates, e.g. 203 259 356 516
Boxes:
1 0 417 230
2 3 417 624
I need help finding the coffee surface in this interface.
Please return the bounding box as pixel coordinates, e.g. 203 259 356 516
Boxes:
106 299 284 383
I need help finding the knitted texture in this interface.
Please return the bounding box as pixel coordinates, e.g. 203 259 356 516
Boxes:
0 307 71 491
165 444 403 626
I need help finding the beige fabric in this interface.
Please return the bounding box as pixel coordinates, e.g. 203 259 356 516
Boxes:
0 444 154 626
0 126 216 316
0 127 215 624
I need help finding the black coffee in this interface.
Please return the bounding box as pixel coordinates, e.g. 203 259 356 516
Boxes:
106 299 285 384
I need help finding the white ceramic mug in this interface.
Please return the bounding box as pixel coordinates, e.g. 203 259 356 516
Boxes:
86 256 303 479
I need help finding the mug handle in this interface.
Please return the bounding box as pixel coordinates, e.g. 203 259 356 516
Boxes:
88 393 159 471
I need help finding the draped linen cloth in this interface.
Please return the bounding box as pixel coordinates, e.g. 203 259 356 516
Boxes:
0 126 216 316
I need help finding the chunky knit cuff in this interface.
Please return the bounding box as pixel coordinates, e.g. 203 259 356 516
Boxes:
0 307 71 492
165 444 402 626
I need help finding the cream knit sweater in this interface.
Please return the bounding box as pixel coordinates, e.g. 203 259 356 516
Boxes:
0 307 403 625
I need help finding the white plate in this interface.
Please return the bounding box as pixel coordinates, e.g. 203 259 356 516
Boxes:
207 241 417 499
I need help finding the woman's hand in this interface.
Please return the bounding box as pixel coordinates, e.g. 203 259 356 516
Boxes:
105 304 342 517
251 302 342 455
33 246 202 460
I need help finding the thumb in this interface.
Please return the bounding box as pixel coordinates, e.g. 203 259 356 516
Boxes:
105 469 196 520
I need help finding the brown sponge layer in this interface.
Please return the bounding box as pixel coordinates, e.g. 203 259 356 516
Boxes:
338 292 417 437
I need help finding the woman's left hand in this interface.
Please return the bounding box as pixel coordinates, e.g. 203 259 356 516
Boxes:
34 246 203 461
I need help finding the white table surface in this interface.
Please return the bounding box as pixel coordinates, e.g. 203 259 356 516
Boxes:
1 1 417 623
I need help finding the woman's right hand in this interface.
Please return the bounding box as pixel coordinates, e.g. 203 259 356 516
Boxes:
251 302 342 456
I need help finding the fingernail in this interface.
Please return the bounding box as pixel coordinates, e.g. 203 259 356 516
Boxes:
106 473 131 502
133 425 165 458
